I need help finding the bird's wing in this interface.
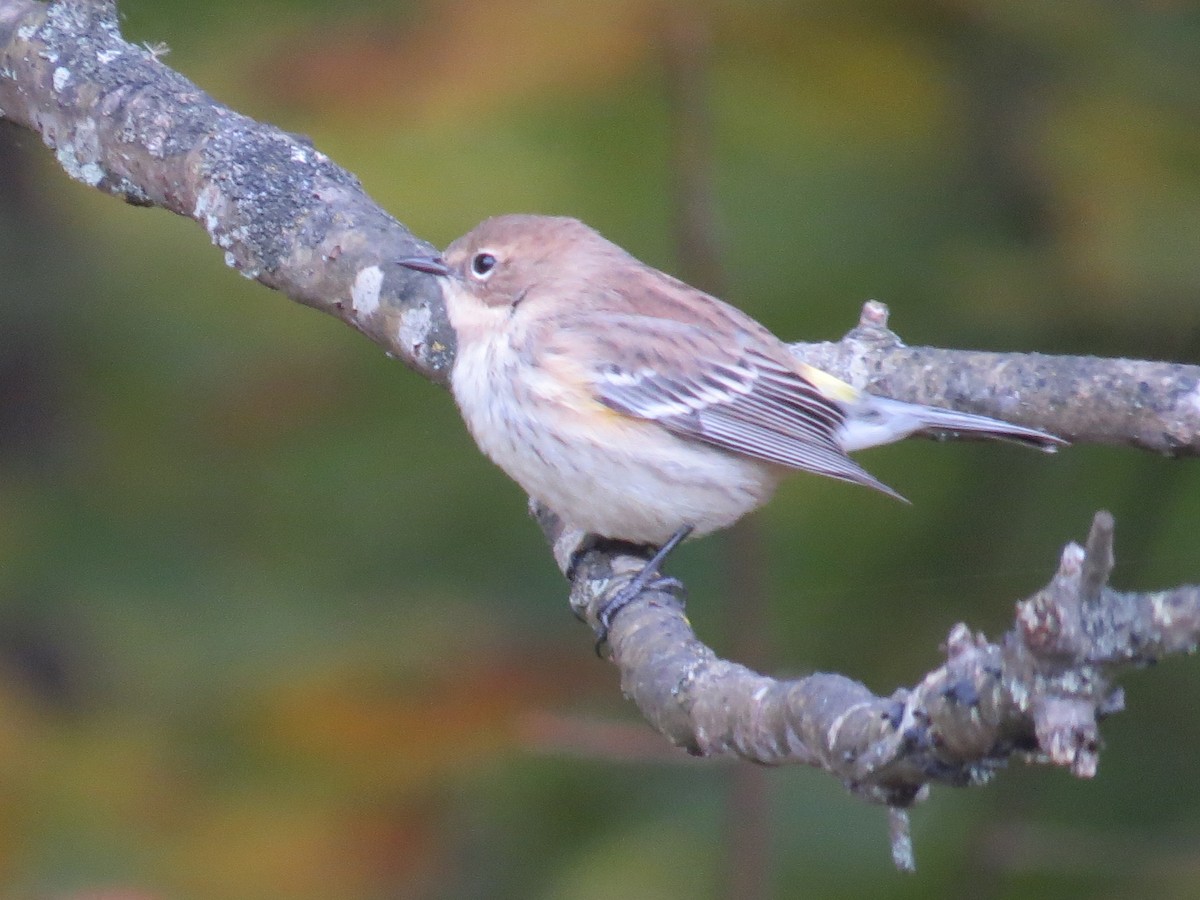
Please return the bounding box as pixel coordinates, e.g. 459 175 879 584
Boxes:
557 312 899 497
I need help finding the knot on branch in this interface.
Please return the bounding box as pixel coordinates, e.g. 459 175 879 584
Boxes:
1003 510 1198 778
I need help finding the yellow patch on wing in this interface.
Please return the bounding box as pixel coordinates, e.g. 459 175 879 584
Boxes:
534 351 627 419
796 363 860 403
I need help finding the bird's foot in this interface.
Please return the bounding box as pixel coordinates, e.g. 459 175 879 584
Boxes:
591 525 693 656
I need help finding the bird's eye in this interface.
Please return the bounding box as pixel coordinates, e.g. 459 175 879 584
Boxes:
470 252 497 280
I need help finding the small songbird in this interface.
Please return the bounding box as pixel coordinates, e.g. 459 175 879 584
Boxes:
398 215 1062 634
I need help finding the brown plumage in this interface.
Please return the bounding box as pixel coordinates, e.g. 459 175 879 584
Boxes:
398 214 1063 546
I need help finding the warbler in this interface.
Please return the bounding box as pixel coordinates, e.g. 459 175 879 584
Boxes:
398 215 1062 632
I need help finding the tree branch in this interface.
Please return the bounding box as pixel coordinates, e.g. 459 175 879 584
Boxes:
3 0 1198 870
793 301 1200 457
0 0 455 383
544 505 1199 871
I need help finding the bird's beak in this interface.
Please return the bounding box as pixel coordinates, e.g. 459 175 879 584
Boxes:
397 255 451 277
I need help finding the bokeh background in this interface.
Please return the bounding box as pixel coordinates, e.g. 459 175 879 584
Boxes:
1 0 1199 897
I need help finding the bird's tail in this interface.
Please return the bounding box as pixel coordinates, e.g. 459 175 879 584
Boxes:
841 395 1065 453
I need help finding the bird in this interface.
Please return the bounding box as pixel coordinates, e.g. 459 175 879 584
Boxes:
397 214 1063 639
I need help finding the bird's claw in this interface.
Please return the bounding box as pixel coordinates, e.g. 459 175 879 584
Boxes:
586 524 694 657
592 574 686 657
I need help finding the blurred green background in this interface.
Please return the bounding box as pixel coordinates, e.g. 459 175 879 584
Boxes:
1 0 1199 897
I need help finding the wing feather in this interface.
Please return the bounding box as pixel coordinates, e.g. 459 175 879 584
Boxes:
562 312 900 498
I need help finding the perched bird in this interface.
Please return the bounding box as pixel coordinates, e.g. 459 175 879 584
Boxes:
398 215 1062 635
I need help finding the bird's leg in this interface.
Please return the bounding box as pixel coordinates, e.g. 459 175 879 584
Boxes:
593 524 693 654
564 533 600 585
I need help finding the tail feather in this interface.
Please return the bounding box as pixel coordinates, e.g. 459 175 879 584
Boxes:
841 395 1066 453
911 406 1064 451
